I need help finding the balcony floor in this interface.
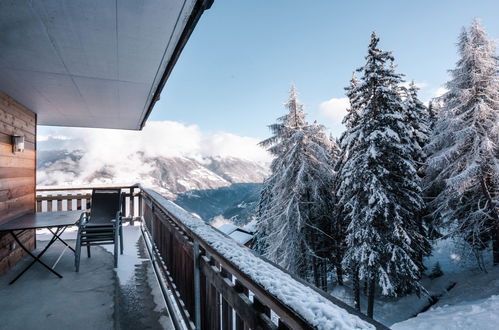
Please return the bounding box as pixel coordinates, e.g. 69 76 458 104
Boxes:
0 225 173 330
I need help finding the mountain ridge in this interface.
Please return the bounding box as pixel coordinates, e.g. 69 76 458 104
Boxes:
37 149 267 223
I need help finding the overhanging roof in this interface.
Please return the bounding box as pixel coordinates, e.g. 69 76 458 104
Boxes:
0 0 212 130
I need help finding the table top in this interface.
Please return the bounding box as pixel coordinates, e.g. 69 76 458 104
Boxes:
0 211 81 231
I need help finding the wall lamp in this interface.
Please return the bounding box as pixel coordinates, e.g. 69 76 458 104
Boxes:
12 135 25 154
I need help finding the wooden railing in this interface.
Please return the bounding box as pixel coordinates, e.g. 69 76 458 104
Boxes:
36 185 141 222
140 189 387 330
35 185 386 330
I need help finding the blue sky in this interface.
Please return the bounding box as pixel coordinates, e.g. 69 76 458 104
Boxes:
39 0 499 159
149 0 499 139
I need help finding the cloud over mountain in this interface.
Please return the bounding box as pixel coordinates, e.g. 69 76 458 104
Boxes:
37 121 271 197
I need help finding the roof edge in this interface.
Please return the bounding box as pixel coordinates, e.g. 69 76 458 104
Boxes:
138 0 214 130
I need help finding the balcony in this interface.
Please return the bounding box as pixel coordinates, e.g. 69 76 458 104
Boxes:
0 2 384 329
0 185 386 329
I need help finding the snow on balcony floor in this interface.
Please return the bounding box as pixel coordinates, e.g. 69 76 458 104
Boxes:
0 224 173 330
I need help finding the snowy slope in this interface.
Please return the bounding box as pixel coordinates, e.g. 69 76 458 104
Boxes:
392 266 499 330
394 295 499 330
330 237 499 328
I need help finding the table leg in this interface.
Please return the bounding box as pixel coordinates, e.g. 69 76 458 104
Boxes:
47 226 75 253
9 228 64 284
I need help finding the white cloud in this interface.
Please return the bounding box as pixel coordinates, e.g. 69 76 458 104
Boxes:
38 121 272 167
319 97 349 122
318 97 349 137
201 132 270 163
37 121 272 188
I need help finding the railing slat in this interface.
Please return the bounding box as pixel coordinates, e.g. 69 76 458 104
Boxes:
67 195 73 211
36 198 42 212
57 194 62 211
221 268 233 330
47 195 52 212
234 279 249 330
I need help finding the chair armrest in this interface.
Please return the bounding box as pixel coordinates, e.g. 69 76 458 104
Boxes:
78 212 89 227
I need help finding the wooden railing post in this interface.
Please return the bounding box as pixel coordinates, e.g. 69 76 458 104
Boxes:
121 192 126 218
138 192 142 218
150 204 156 242
57 194 62 211
129 187 135 219
193 241 201 330
67 194 73 211
234 279 249 330
36 197 42 212
221 268 233 330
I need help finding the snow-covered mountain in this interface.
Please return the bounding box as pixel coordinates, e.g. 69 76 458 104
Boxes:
37 150 268 222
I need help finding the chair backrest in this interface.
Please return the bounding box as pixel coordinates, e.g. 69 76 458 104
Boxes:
89 188 122 224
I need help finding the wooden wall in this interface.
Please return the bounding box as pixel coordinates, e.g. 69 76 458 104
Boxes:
0 91 36 276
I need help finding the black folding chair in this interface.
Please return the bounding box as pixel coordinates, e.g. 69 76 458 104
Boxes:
75 188 123 272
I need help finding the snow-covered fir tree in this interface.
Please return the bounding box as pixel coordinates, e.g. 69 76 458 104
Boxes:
255 86 338 288
424 20 499 265
403 81 431 172
337 32 430 317
343 73 362 129
427 100 440 131
255 86 306 255
331 72 363 290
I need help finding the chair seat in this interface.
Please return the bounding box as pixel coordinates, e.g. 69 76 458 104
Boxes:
84 223 115 228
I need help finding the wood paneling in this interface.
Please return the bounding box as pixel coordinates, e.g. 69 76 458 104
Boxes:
0 91 36 276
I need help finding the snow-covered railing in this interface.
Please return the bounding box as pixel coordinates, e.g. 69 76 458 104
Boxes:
36 185 141 221
141 188 387 330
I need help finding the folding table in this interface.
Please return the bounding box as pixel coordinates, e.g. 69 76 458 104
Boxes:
0 211 81 284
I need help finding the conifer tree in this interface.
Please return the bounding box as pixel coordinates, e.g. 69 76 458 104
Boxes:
403 81 431 172
256 87 337 288
337 32 430 317
332 73 362 292
425 20 499 265
427 100 440 131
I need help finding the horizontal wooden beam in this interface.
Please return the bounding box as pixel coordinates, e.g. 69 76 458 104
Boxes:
36 185 139 192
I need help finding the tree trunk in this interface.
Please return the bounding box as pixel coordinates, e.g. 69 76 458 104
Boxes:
313 258 320 288
493 226 499 265
367 277 375 318
353 268 361 312
479 176 499 265
320 260 328 291
336 263 344 286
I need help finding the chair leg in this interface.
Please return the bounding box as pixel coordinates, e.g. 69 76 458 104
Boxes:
75 230 82 272
114 242 118 268
119 225 124 255
87 245 91 258
114 228 119 268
